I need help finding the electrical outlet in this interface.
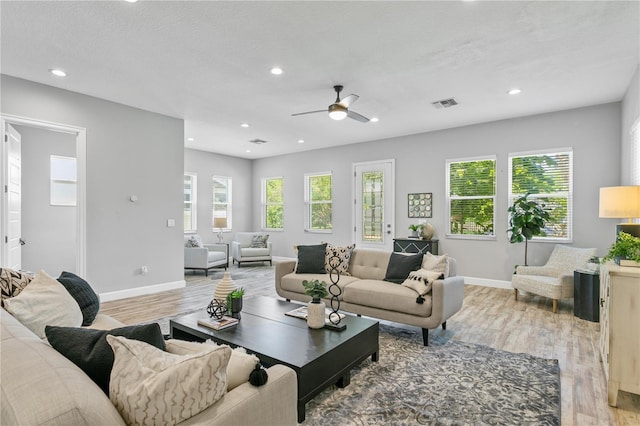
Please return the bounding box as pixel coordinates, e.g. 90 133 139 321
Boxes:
167 219 175 227
141 266 148 275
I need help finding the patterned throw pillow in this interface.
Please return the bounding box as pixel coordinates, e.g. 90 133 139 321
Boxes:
107 335 231 426
250 234 269 248
324 243 356 276
422 252 449 277
186 235 203 248
0 268 34 305
402 269 443 296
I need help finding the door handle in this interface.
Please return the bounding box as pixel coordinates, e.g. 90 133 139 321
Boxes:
19 238 26 246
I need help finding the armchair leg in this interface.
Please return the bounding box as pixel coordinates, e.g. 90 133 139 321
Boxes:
422 328 429 346
442 321 447 330
514 289 518 301
552 299 558 313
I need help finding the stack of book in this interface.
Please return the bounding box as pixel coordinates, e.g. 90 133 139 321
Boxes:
197 316 239 331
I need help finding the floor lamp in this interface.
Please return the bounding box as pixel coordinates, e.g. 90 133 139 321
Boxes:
213 217 227 243
599 186 640 238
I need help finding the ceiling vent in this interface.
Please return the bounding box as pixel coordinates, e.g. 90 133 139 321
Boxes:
249 139 268 145
431 98 458 109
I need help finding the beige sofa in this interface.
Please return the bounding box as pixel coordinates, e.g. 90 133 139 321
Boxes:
275 248 464 346
0 308 297 426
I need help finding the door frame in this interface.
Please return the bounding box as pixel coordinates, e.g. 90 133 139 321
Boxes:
1 114 87 276
352 159 395 251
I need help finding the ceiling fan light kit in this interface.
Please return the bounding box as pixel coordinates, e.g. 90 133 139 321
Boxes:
293 84 370 123
328 104 347 120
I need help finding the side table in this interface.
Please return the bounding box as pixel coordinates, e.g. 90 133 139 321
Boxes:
573 269 599 322
393 238 438 255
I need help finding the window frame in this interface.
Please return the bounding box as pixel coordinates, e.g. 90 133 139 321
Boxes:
212 175 232 232
183 173 197 233
50 155 77 207
304 171 333 233
262 176 284 231
445 155 497 240
508 148 573 243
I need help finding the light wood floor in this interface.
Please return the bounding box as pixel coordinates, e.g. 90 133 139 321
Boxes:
100 264 640 426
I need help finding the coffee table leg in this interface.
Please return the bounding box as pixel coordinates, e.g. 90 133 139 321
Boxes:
372 351 379 362
337 371 351 388
297 401 306 423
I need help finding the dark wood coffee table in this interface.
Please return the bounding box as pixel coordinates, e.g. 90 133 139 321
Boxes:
169 296 379 422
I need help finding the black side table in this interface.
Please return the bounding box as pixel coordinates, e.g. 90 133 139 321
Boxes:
573 269 600 322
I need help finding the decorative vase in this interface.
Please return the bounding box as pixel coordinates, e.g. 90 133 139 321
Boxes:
229 297 243 319
306 300 325 329
410 230 419 238
421 223 435 240
213 271 237 301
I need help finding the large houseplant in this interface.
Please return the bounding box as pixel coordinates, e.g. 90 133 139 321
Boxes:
507 193 551 266
302 280 328 329
602 231 640 266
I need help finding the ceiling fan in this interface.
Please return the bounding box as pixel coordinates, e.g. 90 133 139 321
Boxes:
292 85 370 123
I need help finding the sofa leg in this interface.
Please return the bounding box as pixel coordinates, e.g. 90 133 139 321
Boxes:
422 328 429 346
205 269 208 277
442 321 447 330
514 289 518 301
553 299 558 313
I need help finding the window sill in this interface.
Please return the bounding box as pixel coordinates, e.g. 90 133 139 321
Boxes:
445 234 496 241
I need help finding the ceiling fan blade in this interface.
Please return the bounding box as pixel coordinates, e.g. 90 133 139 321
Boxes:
291 109 327 117
339 94 359 108
347 110 370 123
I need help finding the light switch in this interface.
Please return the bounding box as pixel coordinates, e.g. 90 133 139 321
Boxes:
167 219 175 227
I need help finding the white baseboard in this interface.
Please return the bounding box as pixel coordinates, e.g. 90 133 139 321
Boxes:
462 276 512 289
99 280 186 302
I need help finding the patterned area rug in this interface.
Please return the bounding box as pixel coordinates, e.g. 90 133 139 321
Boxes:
304 324 560 426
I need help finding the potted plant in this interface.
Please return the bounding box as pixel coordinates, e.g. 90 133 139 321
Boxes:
408 224 422 238
226 287 245 318
507 193 551 266
602 231 640 267
302 279 328 329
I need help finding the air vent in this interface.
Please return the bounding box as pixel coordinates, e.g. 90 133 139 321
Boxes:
249 139 268 145
431 98 458 109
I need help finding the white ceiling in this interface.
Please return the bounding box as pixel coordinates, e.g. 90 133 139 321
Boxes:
1 1 638 159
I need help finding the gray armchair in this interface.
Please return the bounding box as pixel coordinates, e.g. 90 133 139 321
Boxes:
184 235 228 276
231 232 272 266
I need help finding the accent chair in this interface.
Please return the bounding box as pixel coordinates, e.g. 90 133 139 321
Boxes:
184 235 228 276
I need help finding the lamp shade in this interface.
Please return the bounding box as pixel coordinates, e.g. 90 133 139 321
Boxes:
213 217 228 228
599 186 640 221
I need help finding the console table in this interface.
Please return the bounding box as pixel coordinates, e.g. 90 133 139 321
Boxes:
393 238 438 255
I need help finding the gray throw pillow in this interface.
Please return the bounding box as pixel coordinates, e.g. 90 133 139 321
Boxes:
296 243 328 274
57 271 100 326
384 253 423 284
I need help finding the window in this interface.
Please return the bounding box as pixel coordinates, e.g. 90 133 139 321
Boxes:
212 176 232 230
508 149 573 241
262 177 284 230
50 155 77 206
305 172 332 232
184 173 197 232
446 156 496 238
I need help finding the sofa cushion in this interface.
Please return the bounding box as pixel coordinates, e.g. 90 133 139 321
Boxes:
235 232 256 248
165 339 259 391
422 252 450 277
240 247 271 257
3 270 83 338
208 250 227 262
0 268 34 305
384 253 423 284
280 273 360 299
348 249 391 280
250 234 269 248
45 323 166 394
107 335 230 426
325 243 355 276
57 271 100 326
296 243 328 274
343 279 432 316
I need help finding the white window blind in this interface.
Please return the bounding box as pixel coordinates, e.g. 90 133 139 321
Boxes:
50 155 77 206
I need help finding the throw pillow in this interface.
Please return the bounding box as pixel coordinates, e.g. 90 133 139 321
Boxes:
384 253 423 284
250 234 269 248
401 268 443 296
422 252 449 277
324 243 355 276
3 270 83 338
186 235 203 247
57 271 100 326
0 268 34 305
296 243 328 274
45 323 166 394
107 335 231 426
165 339 259 391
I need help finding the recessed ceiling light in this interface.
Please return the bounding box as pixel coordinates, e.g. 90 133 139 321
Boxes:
245 149 251 153
124 0 138 3
187 137 194 142
270 67 283 75
370 117 379 123
507 88 522 95
49 69 67 77
298 139 305 144
240 123 249 128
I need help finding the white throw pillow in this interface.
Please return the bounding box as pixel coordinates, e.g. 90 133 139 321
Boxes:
165 339 259 391
421 252 449 277
107 335 231 426
401 269 443 296
3 269 82 338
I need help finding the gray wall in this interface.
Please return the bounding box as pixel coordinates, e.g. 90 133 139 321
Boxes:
621 65 639 184
252 103 622 282
1 75 184 294
17 125 76 276
184 148 253 245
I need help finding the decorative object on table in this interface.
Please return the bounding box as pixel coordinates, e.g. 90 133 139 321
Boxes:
408 224 421 238
599 185 640 238
325 248 347 331
226 288 245 319
249 363 269 386
408 193 432 218
206 299 227 320
586 256 600 272
420 222 435 240
213 271 237 301
507 193 551 266
302 279 329 329
213 217 227 243
602 231 640 267
197 316 238 330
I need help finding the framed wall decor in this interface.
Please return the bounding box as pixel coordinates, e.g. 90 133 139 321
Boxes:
408 193 432 218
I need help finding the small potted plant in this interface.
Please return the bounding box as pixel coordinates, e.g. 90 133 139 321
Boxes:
408 224 422 238
302 279 328 329
226 287 245 318
602 231 640 267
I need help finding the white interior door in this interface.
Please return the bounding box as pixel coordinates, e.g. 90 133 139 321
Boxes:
353 160 395 251
6 124 22 269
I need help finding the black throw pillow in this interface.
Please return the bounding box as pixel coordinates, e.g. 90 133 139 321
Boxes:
57 271 100 326
384 253 424 284
296 243 328 274
45 323 165 395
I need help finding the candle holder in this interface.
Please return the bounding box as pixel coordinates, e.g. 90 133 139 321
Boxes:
324 248 346 331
